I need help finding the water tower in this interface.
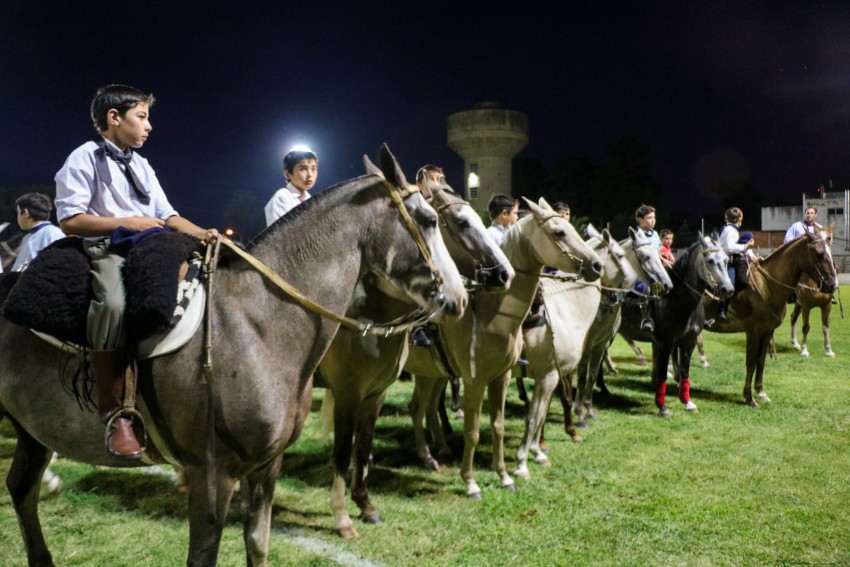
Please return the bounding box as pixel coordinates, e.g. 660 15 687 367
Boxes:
447 102 528 210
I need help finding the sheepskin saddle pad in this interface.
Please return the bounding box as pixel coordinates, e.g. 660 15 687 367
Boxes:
1 231 204 346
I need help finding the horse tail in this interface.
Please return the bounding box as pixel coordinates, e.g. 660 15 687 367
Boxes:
319 389 335 440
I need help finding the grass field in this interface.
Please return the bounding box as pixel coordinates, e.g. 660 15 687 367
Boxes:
2 293 850 566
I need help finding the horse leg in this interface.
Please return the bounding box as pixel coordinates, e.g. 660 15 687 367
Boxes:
516 376 529 406
450 376 463 414
696 333 709 368
240 455 283 567
560 371 581 442
330 399 358 538
487 370 516 491
629 339 647 365
603 346 618 375
410 375 440 471
6 419 55 567
515 369 551 479
675 339 699 412
742 333 759 407
653 342 673 418
822 303 835 357
790 304 802 351
184 462 238 567
351 391 386 527
437 387 452 436
754 332 773 403
459 378 487 498
425 376 453 462
800 306 811 357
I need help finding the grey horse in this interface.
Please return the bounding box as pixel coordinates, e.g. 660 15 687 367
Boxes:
0 145 467 567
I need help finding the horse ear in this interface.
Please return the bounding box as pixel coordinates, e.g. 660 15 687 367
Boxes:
586 223 600 239
523 197 545 218
628 226 638 241
363 154 381 176
537 196 553 211
378 143 409 187
601 228 613 244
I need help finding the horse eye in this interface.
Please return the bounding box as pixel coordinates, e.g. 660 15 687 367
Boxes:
553 230 565 238
707 258 715 265
456 218 470 229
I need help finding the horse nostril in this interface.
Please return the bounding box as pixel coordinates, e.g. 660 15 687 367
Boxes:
592 261 603 274
499 269 510 284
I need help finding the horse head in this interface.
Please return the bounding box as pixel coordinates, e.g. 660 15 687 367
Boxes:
697 231 734 298
425 182 514 291
803 229 838 293
624 226 674 294
516 197 603 281
361 144 468 319
586 223 637 290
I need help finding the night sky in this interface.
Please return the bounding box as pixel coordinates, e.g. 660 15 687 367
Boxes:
2 2 850 232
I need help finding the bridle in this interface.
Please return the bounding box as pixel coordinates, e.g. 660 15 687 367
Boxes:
212 174 451 337
529 213 589 275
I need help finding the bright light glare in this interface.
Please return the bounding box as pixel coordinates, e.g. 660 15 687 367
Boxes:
289 144 313 153
467 172 480 189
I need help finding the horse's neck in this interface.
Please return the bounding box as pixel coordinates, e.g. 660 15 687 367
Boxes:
758 241 806 292
475 236 541 327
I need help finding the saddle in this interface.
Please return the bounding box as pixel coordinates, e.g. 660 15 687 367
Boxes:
1 231 204 349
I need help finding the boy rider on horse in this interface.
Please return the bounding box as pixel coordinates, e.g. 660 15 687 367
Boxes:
54 85 218 460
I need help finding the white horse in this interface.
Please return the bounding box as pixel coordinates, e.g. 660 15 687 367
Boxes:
514 225 637 479
406 197 603 498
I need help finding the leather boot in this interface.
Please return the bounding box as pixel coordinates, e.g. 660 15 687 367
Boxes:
90 347 142 460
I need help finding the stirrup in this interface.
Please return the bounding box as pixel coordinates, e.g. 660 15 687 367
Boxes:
104 407 147 455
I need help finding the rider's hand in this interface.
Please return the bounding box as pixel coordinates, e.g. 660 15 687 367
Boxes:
122 216 166 231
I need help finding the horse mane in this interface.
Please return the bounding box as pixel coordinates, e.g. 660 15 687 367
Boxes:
247 174 378 251
759 234 807 264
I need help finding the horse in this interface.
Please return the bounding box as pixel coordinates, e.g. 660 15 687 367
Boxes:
405 197 603 498
789 225 838 357
316 171 513 538
619 234 734 416
572 224 673 427
0 145 468 567
512 225 637 479
704 232 838 407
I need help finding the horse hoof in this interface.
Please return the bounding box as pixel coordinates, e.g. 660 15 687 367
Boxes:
468 491 482 500
701 361 710 368
423 458 441 472
514 468 530 480
683 401 698 412
801 350 810 358
657 406 671 419
338 526 359 539
502 483 517 492
39 473 63 500
359 512 382 525
746 400 760 409
826 351 836 358
757 392 771 403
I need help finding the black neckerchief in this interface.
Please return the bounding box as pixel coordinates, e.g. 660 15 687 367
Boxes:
94 138 151 205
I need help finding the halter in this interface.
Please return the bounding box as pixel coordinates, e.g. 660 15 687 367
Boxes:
425 188 505 288
212 174 450 337
531 212 588 274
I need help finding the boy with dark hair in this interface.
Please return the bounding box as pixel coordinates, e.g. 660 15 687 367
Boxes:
11 192 65 271
264 147 319 225
416 164 445 186
659 229 675 267
634 204 660 332
486 194 519 246
55 84 217 460
715 206 753 322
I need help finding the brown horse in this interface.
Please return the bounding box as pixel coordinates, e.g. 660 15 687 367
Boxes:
0 145 468 567
790 225 838 358
705 232 838 407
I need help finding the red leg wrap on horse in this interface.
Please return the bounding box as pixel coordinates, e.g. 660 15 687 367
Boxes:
654 381 667 407
678 377 691 403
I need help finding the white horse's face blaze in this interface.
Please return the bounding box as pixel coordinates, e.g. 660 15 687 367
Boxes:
808 230 838 293
628 228 673 292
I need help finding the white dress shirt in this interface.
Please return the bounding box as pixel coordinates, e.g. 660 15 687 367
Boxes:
54 138 178 229
12 222 66 271
264 182 310 226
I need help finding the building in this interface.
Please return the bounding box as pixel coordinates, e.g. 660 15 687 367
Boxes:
447 102 528 211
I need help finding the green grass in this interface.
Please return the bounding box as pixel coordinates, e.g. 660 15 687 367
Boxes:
2 291 850 566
